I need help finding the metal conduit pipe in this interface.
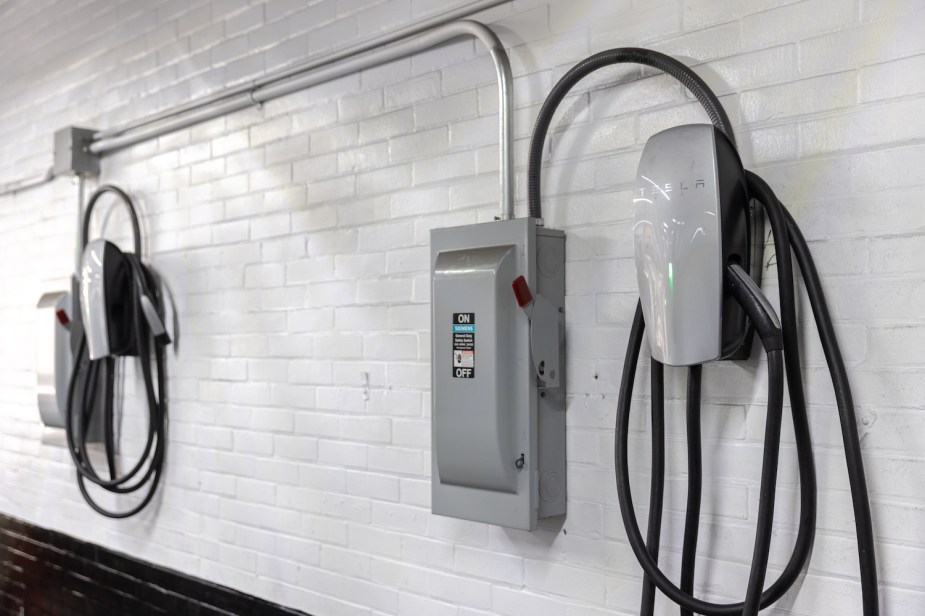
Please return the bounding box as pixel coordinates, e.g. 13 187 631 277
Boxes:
93 0 509 142
90 20 515 220
0 166 55 198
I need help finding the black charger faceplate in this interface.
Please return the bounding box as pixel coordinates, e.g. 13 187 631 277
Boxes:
714 127 764 360
97 240 141 358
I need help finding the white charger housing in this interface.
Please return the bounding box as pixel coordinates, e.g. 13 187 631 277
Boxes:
633 124 755 366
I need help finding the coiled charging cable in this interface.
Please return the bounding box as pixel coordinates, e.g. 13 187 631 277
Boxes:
65 185 170 518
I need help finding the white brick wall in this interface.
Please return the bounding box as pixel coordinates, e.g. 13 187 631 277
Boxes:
1 0 923 614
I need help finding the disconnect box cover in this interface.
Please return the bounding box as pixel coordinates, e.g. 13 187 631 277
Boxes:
430 218 565 531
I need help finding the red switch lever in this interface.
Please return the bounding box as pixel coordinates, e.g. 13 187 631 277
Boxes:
55 308 70 327
511 275 533 307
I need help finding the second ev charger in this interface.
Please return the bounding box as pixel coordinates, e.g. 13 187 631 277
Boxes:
66 185 171 518
431 219 566 530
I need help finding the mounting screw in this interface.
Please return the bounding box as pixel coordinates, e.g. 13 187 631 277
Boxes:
514 453 525 470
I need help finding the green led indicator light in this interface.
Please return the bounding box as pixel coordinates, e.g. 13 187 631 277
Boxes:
668 262 674 290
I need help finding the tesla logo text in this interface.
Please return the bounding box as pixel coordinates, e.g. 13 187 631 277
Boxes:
637 179 706 199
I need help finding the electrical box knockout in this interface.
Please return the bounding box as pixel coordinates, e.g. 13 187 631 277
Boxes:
430 218 566 530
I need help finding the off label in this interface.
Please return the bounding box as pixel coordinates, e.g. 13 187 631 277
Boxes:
452 313 475 378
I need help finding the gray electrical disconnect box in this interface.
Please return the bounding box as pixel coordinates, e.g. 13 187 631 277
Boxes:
430 218 566 530
35 290 102 442
36 291 72 429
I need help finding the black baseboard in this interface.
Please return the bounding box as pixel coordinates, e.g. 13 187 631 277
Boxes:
0 512 311 616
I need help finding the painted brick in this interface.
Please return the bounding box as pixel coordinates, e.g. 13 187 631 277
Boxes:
384 72 441 109
800 14 925 77
739 71 857 124
740 0 856 50
3 2 925 616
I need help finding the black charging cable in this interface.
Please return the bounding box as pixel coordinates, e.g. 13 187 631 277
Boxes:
724 264 785 616
782 205 879 616
616 271 786 616
640 360 665 616
527 49 879 616
680 364 702 616
65 185 169 518
527 47 734 221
